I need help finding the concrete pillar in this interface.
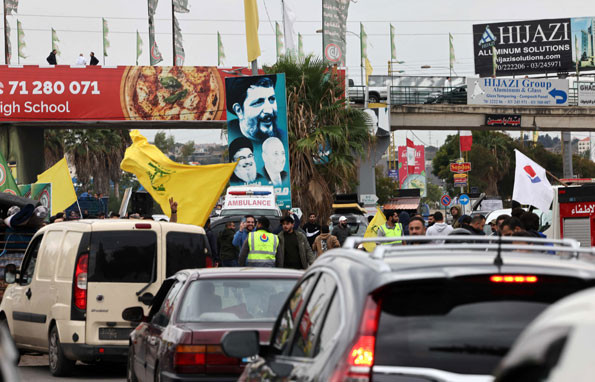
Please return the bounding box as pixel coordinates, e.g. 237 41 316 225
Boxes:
10 127 45 184
561 131 573 179
357 134 390 205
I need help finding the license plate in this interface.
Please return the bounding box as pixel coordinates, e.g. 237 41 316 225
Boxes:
98 327 133 340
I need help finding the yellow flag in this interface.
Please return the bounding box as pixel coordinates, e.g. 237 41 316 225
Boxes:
363 207 386 252
120 130 237 227
365 57 373 85
36 157 77 214
244 0 261 62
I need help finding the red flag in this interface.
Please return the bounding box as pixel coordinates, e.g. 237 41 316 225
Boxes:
406 138 416 174
460 131 472 152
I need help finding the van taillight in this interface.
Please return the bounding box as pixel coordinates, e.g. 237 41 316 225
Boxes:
135 223 152 229
331 296 381 382
74 254 88 310
490 275 538 283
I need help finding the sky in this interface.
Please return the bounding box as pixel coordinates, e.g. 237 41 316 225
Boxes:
3 0 595 146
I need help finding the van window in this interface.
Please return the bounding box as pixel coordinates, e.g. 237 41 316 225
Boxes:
56 232 83 280
19 235 43 285
166 232 208 277
37 231 63 280
88 231 157 283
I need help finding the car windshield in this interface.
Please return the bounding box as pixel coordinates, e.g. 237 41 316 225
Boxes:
178 278 296 322
329 222 367 236
374 275 591 375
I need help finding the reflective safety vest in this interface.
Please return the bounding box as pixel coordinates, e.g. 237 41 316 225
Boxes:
379 222 403 244
246 230 279 267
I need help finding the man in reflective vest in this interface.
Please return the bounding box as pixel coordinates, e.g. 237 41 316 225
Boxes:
239 216 280 267
377 210 403 244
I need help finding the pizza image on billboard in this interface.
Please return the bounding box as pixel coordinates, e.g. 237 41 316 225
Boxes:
121 66 223 121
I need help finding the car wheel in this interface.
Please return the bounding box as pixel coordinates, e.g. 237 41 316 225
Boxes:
369 94 380 103
48 326 75 376
0 318 20 366
126 346 138 382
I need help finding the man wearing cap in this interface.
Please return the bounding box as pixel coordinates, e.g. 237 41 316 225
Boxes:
239 216 281 267
332 216 351 246
377 210 404 245
229 137 266 185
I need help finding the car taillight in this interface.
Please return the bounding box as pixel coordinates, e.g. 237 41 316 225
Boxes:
331 295 381 382
73 254 88 310
490 275 538 283
174 344 239 373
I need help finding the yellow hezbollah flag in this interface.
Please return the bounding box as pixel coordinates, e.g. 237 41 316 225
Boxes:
365 57 373 85
36 157 77 213
363 207 386 252
244 0 261 62
120 130 237 227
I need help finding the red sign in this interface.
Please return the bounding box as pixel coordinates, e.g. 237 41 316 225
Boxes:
453 173 468 186
0 65 260 122
450 162 472 173
397 144 426 196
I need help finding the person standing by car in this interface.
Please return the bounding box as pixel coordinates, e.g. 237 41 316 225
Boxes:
377 210 403 244
239 216 280 267
278 215 314 269
426 211 453 244
302 212 321 247
218 221 239 266
312 225 340 257
233 215 255 250
450 206 462 227
332 216 351 246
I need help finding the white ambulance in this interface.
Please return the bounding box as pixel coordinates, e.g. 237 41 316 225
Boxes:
220 185 282 218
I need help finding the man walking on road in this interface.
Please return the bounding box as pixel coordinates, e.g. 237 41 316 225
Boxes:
302 212 321 247
239 216 280 267
233 215 255 250
278 215 315 269
377 210 403 244
312 224 340 257
426 211 453 244
218 221 239 266
332 216 351 246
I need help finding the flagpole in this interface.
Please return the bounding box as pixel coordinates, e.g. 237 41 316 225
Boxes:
3 0 9 65
102 18 105 66
136 30 138 66
16 20 19 64
171 0 175 65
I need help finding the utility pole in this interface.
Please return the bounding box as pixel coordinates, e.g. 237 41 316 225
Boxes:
171 0 175 66
3 0 9 64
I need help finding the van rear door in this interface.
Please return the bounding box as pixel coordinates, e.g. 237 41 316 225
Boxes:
86 227 161 345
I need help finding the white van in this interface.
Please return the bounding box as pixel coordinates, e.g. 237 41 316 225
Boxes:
220 185 282 218
0 220 211 376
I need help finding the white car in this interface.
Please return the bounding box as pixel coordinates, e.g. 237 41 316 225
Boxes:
494 286 595 382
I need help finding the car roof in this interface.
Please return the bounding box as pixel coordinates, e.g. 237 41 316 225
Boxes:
175 267 304 279
37 220 206 234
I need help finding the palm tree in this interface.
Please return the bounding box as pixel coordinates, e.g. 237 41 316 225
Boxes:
473 131 513 196
265 55 372 221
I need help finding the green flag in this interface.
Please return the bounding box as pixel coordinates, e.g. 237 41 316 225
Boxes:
173 0 189 13
275 22 284 59
173 16 184 65
390 24 396 61
492 45 497 77
136 30 143 65
17 19 26 61
449 33 455 69
298 33 304 59
360 22 368 60
4 0 18 15
0 151 21 196
217 31 225 66
102 18 110 57
148 0 163 65
51 28 60 56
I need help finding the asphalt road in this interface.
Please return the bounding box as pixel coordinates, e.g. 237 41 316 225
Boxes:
18 355 126 382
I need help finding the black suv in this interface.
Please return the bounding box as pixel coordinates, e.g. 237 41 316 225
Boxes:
222 236 595 382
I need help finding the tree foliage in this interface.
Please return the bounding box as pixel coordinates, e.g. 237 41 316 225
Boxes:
180 141 195 163
265 55 372 221
432 131 595 199
153 131 175 154
375 166 398 205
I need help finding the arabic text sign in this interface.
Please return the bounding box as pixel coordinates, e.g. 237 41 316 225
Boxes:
322 0 350 66
559 202 595 217
467 78 568 106
450 162 471 173
398 144 426 197
486 114 522 127
578 82 595 106
454 173 468 187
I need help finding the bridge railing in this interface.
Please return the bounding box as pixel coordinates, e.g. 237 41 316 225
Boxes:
389 85 467 105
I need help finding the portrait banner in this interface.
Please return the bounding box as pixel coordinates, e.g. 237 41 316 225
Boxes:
225 74 291 209
322 0 350 66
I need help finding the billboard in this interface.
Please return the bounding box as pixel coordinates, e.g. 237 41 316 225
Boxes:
578 82 595 106
473 17 595 76
322 0 350 66
226 74 291 209
398 144 426 197
0 65 258 122
467 78 568 106
18 183 51 214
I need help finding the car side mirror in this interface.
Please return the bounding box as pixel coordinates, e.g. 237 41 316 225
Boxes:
138 292 154 306
4 264 17 284
221 330 259 359
122 306 145 322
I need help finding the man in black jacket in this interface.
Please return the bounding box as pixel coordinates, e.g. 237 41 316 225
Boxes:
302 212 320 247
89 52 99 65
47 50 57 65
218 221 239 266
